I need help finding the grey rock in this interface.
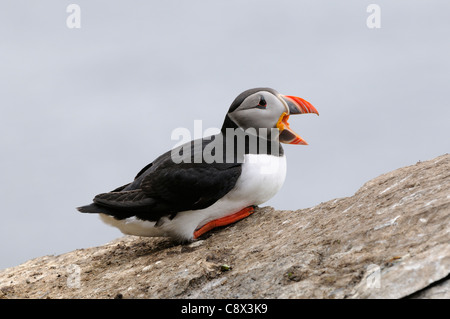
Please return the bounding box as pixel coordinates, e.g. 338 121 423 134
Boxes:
0 154 449 299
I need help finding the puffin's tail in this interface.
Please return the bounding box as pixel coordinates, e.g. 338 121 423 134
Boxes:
77 203 105 214
77 203 135 220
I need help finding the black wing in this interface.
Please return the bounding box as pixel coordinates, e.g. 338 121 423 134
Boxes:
79 136 242 222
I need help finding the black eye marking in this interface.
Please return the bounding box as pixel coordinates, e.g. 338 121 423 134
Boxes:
256 96 267 109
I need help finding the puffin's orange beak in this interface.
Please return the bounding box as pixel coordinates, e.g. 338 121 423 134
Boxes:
277 95 319 145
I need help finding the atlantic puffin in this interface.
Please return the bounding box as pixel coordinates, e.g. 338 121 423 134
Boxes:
77 88 318 241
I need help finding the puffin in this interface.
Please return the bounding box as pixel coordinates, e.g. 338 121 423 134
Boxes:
77 88 318 241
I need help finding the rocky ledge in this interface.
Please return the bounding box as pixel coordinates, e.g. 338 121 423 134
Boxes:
0 154 449 299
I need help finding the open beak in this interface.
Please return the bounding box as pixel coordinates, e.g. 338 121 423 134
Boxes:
276 95 319 145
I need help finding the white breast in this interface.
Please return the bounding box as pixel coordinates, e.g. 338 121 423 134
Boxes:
229 153 287 206
100 154 287 241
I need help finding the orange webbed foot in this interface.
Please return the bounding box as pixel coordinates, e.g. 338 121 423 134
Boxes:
193 206 255 239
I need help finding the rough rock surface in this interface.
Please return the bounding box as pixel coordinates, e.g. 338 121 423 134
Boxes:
1 154 449 299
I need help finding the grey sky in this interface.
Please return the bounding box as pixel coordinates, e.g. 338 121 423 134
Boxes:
1 1 449 270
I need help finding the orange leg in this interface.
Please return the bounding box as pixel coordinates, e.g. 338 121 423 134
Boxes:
193 206 255 239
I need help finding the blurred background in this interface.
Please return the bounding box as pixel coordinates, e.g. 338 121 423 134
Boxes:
0 1 449 270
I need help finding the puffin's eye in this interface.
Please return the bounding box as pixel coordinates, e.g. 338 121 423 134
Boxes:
256 97 267 109
260 98 267 106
